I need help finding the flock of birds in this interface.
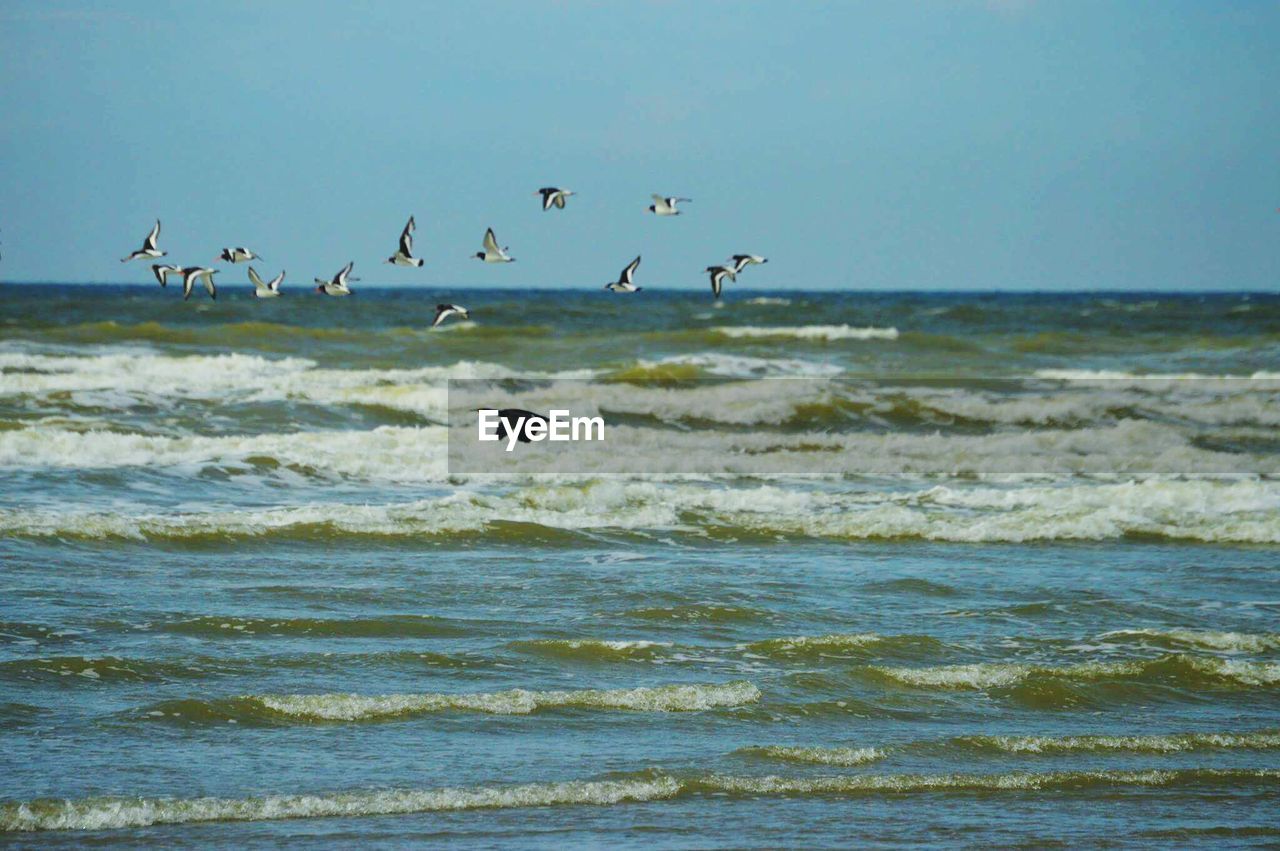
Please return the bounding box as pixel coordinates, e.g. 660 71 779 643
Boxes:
120 189 768 328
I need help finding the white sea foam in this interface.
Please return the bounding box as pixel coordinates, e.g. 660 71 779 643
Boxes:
872 656 1280 689
254 681 761 720
0 425 449 481
957 731 1280 754
0 351 594 416
624 353 844 378
713 325 899 341
1097 629 1280 654
1 479 1277 543
6 770 1274 832
739 745 887 766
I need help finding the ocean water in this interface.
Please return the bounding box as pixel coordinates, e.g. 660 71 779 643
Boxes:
1 285 1278 847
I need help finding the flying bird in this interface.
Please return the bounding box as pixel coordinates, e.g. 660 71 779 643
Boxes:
314 261 355 296
604 255 642 293
647 195 691 216
219 247 261 263
536 187 575 211
386 216 424 267
706 265 736 299
729 254 768 274
180 267 219 301
248 266 285 298
121 220 164 262
474 227 514 263
432 303 470 328
151 264 183 288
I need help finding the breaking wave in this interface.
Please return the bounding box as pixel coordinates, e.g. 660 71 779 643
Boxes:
712 325 900 341
2 478 1276 543
246 680 761 721
868 655 1280 691
5 769 1276 832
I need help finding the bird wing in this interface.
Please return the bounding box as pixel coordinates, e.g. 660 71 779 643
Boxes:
552 192 566 209
269 271 285 291
338 261 354 284
182 269 195 300
620 255 641 285
202 271 217 299
482 228 500 255
710 270 723 299
247 267 265 289
144 220 160 251
399 217 415 255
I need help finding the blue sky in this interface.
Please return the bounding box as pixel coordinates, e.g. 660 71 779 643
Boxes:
0 0 1276 290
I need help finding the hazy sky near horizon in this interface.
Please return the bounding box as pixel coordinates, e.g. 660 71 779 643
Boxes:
1 0 1277 291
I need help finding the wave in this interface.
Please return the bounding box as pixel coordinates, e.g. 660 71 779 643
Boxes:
245 680 761 721
607 353 845 380
951 730 1280 755
0 425 449 481
1036 369 1280 382
867 655 1280 691
712 325 899 342
735 745 887 766
508 639 674 662
3 478 1277 543
743 633 944 661
1096 629 1280 654
0 351 593 417
5 769 1276 833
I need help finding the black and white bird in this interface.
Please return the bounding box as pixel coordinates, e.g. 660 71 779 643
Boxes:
180 267 219 301
248 266 285 298
706 265 736 299
535 187 575 211
647 195 691 216
218 247 261 263
432 303 470 328
604 255 642 293
151 264 183 288
314 261 355 296
386 216 424 267
474 227 514 263
729 254 768 274
121 220 164 262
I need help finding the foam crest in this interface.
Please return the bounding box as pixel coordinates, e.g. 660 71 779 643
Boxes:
1097 629 1280 654
870 655 1280 690
2 478 1277 543
0 351 593 416
510 639 674 662
693 768 1280 796
712 325 899 341
7 770 1274 832
0 776 684 833
254 681 761 720
954 731 1280 755
737 745 887 766
0 425 449 480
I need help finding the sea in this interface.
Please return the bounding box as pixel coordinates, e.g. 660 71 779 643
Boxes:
1 285 1278 847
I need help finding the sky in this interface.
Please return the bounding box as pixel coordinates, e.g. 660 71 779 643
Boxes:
0 0 1277 291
